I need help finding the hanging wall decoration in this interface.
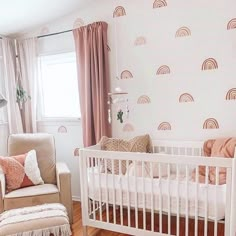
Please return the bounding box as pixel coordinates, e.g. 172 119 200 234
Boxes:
108 88 128 124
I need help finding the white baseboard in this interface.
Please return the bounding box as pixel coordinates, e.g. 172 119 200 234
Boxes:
72 196 81 202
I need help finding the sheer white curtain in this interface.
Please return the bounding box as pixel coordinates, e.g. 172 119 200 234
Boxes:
1 38 23 134
17 38 38 133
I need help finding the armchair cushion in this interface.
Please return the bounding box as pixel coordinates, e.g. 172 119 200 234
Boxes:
0 150 44 192
8 133 56 184
4 184 58 198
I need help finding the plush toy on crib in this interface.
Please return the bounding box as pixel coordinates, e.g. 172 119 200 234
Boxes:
192 137 236 184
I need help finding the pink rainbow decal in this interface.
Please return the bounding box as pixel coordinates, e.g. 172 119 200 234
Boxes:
121 70 133 79
40 27 49 35
113 6 126 18
203 118 219 129
158 122 171 130
153 0 167 8
134 36 146 46
58 126 67 133
137 95 151 104
73 18 85 29
123 123 134 132
227 18 236 30
179 93 194 103
201 58 218 70
74 148 80 156
175 27 191 37
156 65 171 75
226 88 236 100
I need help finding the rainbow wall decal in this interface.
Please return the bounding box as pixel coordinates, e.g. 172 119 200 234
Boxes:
134 36 146 46
179 93 194 103
40 27 49 35
156 65 171 75
158 122 171 130
203 118 219 129
73 18 84 28
153 0 167 8
137 95 151 104
227 18 236 30
113 6 126 18
123 123 134 132
58 126 67 133
121 70 133 79
201 58 218 70
175 27 191 37
74 148 80 156
226 88 236 100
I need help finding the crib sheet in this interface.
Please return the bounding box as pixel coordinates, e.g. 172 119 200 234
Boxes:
87 167 226 220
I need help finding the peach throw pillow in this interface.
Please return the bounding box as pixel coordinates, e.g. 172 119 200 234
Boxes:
0 150 44 192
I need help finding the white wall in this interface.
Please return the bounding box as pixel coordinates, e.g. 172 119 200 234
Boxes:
4 0 236 199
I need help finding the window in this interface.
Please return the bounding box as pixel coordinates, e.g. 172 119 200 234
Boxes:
39 52 80 119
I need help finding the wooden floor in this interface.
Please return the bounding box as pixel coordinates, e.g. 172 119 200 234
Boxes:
71 201 224 236
72 201 124 236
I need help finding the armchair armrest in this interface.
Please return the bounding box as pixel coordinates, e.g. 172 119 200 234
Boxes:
56 162 73 224
0 171 5 213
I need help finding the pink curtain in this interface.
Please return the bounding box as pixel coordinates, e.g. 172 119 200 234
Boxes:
73 22 111 147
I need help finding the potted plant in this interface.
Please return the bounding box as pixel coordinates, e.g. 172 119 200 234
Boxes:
16 85 31 109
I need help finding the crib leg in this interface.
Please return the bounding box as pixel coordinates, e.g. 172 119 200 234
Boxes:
83 226 88 236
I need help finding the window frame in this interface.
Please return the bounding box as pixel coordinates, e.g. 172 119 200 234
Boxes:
38 52 81 122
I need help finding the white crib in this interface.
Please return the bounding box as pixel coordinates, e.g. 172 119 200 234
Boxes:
79 140 236 236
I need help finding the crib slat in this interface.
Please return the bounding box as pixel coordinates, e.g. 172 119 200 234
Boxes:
98 158 102 221
214 167 219 236
225 167 232 236
167 163 171 235
91 157 96 220
142 160 146 230
126 160 131 227
119 160 123 226
105 159 109 223
87 157 92 215
194 166 199 236
159 163 163 233
176 164 180 236
112 159 116 224
185 165 189 236
204 166 209 236
150 162 154 232
134 161 138 229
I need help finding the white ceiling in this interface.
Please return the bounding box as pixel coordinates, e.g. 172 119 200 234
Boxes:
0 0 88 36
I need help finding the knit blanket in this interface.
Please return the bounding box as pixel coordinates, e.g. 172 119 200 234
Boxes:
0 203 71 236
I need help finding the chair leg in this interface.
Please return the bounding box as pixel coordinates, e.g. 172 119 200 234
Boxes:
83 226 88 236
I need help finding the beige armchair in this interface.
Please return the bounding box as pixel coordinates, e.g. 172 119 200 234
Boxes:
0 133 73 223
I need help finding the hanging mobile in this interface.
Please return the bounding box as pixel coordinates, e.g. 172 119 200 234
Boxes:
126 99 129 119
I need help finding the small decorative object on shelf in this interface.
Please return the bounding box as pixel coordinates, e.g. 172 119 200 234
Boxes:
117 109 124 123
16 85 31 109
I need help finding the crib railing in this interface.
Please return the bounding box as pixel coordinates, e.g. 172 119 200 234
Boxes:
79 143 236 236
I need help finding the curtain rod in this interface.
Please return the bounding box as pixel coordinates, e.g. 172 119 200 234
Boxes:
37 29 73 39
0 28 72 40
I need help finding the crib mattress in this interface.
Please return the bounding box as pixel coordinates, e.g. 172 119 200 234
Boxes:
87 167 226 220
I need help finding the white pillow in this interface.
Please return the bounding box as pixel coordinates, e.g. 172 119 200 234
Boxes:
126 161 168 178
